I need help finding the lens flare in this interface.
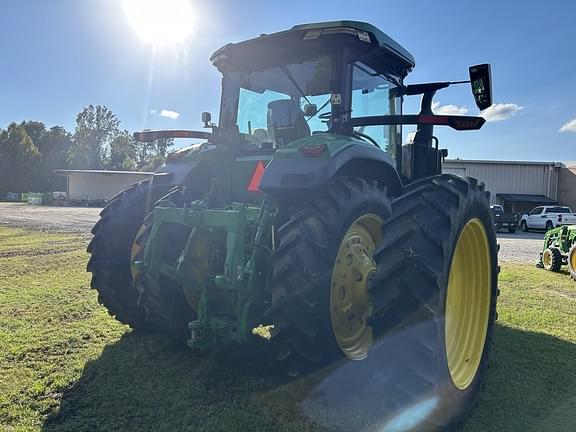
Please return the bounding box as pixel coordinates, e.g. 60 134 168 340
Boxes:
381 397 439 432
122 0 194 46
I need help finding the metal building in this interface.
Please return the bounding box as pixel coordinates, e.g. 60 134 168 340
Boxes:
558 164 576 211
55 170 154 201
442 159 563 214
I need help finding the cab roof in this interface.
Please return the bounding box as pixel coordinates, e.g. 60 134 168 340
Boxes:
210 20 415 77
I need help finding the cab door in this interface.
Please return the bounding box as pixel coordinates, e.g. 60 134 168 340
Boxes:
527 207 544 229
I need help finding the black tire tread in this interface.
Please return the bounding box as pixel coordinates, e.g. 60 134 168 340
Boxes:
269 176 392 367
545 247 563 272
370 174 499 430
86 180 153 328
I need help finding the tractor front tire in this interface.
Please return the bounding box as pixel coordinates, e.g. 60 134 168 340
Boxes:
542 247 562 272
370 175 498 430
568 244 576 281
87 180 153 329
269 176 392 368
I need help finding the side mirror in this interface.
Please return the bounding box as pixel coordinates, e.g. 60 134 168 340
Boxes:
469 64 493 110
303 104 318 117
201 112 212 128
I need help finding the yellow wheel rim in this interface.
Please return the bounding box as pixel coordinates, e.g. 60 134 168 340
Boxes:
445 218 492 390
569 248 576 273
542 249 553 270
131 221 151 280
330 214 383 360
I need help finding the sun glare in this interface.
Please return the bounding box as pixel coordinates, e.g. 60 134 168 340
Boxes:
122 0 194 46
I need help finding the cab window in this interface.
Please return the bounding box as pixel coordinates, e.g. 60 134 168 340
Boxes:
530 207 543 215
350 62 401 160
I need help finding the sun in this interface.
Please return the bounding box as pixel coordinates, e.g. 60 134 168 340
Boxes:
122 0 194 46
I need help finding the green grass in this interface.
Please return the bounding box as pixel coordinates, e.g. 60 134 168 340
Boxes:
0 226 574 432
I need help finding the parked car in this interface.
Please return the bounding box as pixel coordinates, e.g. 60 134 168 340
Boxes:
520 206 576 232
490 205 518 233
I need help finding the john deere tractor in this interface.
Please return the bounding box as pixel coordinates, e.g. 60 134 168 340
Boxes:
538 224 576 279
88 21 498 429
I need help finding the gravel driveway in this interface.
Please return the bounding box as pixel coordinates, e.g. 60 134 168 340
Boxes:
0 203 100 236
496 230 544 264
0 203 545 263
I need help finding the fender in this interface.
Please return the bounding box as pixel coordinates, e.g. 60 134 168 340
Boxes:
259 142 403 197
150 143 230 200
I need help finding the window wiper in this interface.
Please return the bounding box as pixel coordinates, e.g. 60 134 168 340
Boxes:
280 65 312 106
353 63 402 88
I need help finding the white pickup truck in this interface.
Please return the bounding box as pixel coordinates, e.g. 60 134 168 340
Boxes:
519 206 576 231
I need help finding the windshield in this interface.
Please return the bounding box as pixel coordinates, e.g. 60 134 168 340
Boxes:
221 54 335 147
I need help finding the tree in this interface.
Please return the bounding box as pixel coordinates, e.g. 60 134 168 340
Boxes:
20 121 46 147
68 105 120 169
20 121 72 191
135 136 174 171
107 131 137 170
0 123 42 192
43 126 73 170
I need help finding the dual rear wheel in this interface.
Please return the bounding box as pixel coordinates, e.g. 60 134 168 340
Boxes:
270 175 498 429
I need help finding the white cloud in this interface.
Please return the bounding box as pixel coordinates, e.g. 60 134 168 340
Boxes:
149 109 157 115
432 101 468 116
480 103 523 122
559 118 576 133
159 109 180 119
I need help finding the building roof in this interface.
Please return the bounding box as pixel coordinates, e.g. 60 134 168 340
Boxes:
445 159 563 167
54 169 154 175
496 193 556 204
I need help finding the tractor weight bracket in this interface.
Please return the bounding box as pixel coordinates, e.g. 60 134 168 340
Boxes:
133 130 212 142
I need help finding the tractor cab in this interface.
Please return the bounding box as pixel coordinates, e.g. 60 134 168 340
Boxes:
137 20 491 199
212 21 414 161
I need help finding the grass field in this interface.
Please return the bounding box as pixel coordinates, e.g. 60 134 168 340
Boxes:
0 225 575 432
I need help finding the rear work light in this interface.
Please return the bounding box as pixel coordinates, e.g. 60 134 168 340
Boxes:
299 143 327 158
303 27 370 43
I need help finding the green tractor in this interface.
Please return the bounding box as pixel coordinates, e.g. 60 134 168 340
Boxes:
88 21 498 429
538 224 576 279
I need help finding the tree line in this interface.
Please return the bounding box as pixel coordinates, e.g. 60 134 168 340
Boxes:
0 105 173 193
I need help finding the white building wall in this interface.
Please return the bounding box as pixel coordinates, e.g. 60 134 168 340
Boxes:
442 160 560 204
67 172 153 200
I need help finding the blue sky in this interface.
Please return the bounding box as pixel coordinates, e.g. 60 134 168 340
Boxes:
1 0 575 161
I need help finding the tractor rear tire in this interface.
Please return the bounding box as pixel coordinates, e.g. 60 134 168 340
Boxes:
542 247 562 272
130 217 198 341
370 175 498 430
568 244 576 281
87 180 153 329
269 176 392 368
